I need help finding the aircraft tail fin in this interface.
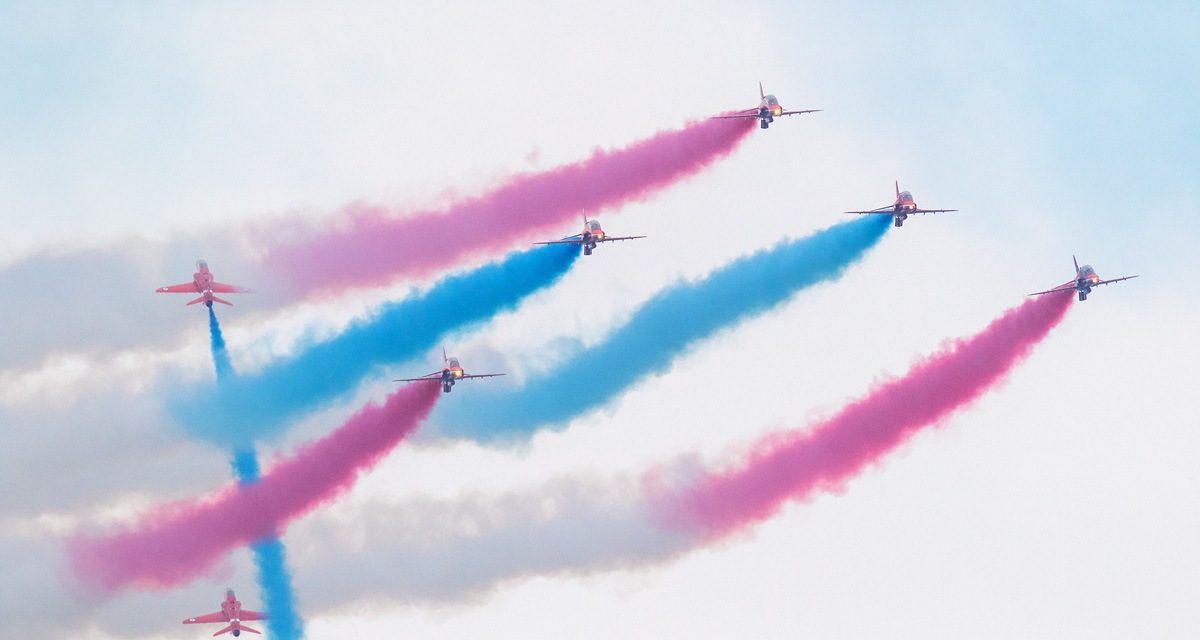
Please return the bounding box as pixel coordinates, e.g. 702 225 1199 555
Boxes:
759 81 765 100
211 295 233 306
895 180 900 198
442 346 448 367
1073 255 1080 274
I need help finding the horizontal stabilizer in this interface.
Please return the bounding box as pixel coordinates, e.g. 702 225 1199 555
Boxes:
212 623 261 636
211 295 233 306
186 296 207 306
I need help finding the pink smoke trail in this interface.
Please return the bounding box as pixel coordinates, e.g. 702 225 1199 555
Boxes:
265 117 754 293
67 383 440 592
652 292 1074 539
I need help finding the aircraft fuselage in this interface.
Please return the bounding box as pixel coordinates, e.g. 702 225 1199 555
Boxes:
581 220 605 255
192 262 215 293
756 95 785 128
891 191 918 226
1074 265 1101 300
188 263 219 307
440 359 466 392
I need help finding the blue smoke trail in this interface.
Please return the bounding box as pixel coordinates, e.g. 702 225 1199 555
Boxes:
209 310 305 638
208 306 234 380
177 245 579 445
232 448 305 640
437 215 891 439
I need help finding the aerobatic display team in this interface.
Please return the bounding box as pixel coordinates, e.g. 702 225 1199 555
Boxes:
9 15 1182 634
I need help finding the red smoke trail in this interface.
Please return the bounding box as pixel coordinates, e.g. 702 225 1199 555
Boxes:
68 383 440 592
266 117 754 293
653 292 1073 539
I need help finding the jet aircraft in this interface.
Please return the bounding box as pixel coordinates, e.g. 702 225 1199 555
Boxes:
534 216 645 256
395 348 505 393
182 589 266 637
156 260 250 307
845 181 957 227
711 82 820 129
1028 256 1138 301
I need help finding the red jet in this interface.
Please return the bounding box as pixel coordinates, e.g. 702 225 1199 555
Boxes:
711 82 821 129
394 348 505 393
533 215 646 256
183 589 266 637
1028 255 1138 301
156 260 250 307
845 181 958 227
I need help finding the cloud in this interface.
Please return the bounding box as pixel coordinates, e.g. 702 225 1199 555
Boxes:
288 476 690 609
0 388 224 518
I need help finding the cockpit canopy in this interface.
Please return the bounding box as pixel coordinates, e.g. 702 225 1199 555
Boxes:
196 260 209 270
586 220 602 231
898 191 913 200
447 357 461 368
764 95 779 106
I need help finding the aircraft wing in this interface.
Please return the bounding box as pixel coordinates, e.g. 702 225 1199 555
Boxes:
460 373 506 380
911 208 958 214
711 109 820 119
709 108 761 120
239 609 268 621
211 281 251 293
1095 275 1139 286
393 372 444 383
1027 282 1077 297
844 206 894 215
157 282 198 293
183 612 227 624
532 238 584 246
596 235 647 243
533 234 585 246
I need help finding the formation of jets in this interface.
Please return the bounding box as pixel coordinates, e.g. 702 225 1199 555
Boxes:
162 82 1140 635
183 589 265 637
